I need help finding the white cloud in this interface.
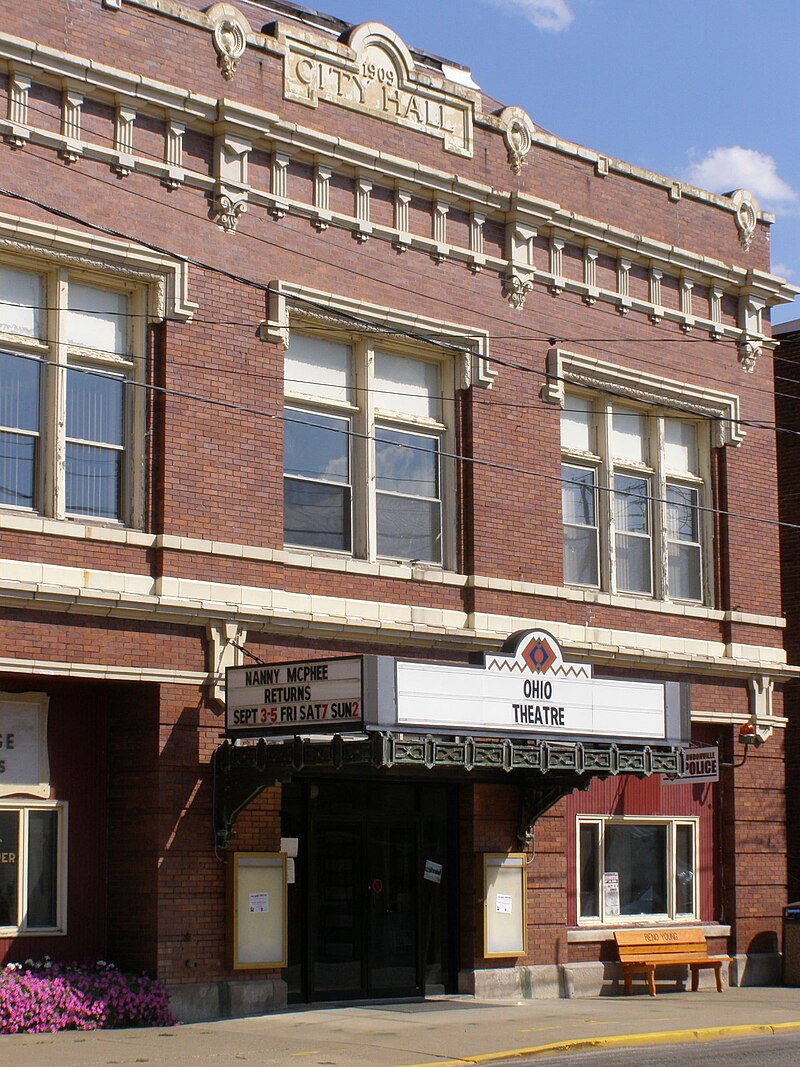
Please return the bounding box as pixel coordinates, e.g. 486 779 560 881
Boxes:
491 0 574 33
771 262 798 283
687 146 797 211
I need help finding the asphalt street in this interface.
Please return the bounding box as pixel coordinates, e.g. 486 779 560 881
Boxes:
2 987 800 1067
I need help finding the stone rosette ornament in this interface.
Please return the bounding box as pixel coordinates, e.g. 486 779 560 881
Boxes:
729 188 759 251
499 106 536 176
206 3 250 81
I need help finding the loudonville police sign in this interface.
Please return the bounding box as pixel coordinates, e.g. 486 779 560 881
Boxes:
224 632 688 744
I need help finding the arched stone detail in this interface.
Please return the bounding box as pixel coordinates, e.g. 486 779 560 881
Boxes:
499 106 536 176
343 22 416 82
729 189 760 251
206 3 251 81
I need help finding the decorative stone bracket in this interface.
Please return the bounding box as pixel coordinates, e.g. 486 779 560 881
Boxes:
211 131 251 232
207 620 247 705
737 292 766 373
747 674 775 744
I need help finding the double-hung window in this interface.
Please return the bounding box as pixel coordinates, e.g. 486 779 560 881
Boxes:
0 802 67 935
578 816 697 924
283 331 451 566
561 393 709 602
0 262 144 526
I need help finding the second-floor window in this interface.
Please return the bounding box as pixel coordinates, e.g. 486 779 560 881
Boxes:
283 331 453 566
0 262 144 526
561 393 710 603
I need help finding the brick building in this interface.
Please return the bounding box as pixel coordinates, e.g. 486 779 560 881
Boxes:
0 0 796 1020
773 318 800 909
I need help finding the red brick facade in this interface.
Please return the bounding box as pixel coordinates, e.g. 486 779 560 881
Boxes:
0 0 794 1016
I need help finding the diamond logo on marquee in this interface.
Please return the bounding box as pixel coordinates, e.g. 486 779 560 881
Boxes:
522 636 557 674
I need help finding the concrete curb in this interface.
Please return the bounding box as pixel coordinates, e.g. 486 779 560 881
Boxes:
398 1020 800 1067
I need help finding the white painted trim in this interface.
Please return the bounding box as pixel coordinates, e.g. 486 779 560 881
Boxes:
576 815 700 925
690 709 788 728
546 348 743 448
0 798 68 936
0 518 784 631
0 211 196 321
265 279 494 389
0 655 206 685
0 558 794 678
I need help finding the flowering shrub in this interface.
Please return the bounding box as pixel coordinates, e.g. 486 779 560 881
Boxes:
0 958 176 1033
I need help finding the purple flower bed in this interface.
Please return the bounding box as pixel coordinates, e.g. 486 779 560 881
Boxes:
0 959 176 1033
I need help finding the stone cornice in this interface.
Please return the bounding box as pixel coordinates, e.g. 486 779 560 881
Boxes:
0 557 794 679
0 514 786 632
117 0 777 224
0 29 795 327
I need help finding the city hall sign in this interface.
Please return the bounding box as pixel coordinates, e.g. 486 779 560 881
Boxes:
280 22 474 157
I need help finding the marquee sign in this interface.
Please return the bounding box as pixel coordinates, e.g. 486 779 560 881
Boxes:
225 657 363 736
224 632 688 745
388 631 682 743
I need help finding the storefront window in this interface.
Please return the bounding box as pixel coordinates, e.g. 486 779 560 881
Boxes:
577 817 697 924
0 804 65 934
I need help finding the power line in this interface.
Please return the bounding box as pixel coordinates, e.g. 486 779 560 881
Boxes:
3 309 799 449
3 348 798 533
0 143 780 367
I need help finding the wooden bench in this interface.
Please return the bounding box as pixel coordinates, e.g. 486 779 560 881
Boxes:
614 928 729 996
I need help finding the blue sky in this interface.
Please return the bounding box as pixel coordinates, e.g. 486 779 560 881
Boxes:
322 0 800 324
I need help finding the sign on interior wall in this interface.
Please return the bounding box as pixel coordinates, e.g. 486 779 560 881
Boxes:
0 693 50 798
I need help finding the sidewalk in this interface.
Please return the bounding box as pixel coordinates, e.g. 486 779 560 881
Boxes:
3 986 800 1067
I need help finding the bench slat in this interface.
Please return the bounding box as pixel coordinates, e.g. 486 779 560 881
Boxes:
613 928 729 997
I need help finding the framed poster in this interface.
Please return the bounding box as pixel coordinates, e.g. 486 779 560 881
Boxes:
483 853 527 958
226 852 287 969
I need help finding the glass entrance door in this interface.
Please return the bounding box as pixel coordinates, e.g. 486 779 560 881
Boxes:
310 813 421 998
366 818 418 996
286 780 456 1002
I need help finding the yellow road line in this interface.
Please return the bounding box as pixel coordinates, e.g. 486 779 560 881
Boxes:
396 1019 800 1067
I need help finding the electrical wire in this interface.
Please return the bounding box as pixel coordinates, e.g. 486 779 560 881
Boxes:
2 348 798 532
0 141 783 367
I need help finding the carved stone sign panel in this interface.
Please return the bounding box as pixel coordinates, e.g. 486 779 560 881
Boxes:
282 23 473 157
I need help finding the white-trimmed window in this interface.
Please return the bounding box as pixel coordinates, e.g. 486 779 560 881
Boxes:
283 331 453 566
561 393 711 602
577 816 697 924
0 801 67 935
0 262 146 526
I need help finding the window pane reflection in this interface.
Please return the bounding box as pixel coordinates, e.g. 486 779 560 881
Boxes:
0 811 19 927
26 811 57 929
605 824 667 916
